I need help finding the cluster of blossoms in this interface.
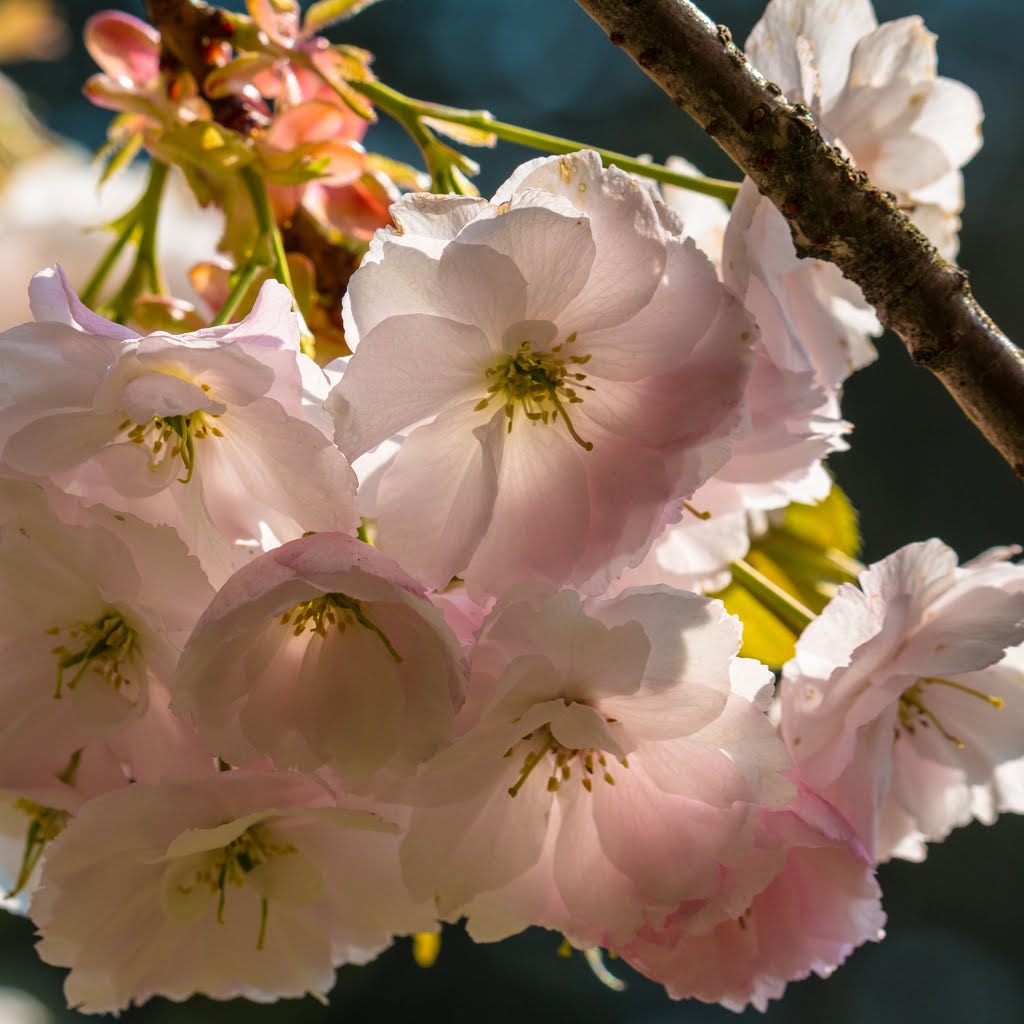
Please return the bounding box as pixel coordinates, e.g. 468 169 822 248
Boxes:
0 0 1019 1016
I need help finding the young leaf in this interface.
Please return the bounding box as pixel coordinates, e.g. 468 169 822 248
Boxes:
303 0 385 36
421 116 497 149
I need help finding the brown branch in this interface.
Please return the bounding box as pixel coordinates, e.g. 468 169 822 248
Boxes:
576 0 1024 477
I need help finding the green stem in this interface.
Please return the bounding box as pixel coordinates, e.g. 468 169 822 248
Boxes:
134 160 170 293
756 531 864 584
730 558 815 635
80 222 135 309
240 166 316 356
352 79 740 203
81 160 170 309
241 166 294 295
210 262 264 327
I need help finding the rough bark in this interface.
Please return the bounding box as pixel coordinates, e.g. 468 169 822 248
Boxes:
576 0 1024 477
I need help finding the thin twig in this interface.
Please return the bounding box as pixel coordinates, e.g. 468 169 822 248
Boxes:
575 0 1024 477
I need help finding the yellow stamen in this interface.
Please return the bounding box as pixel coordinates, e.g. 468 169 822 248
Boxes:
282 593 402 662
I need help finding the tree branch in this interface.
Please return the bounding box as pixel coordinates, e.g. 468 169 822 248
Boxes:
576 0 1024 477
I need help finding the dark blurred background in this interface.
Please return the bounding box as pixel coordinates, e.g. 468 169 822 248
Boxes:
2 0 1023 1022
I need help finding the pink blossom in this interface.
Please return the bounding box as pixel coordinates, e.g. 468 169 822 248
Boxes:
0 478 213 789
328 151 753 599
748 0 982 262
618 787 884 1011
83 10 209 129
0 271 358 586
173 533 466 784
0 748 130 914
30 770 435 1013
399 584 791 947
730 0 983 392
780 540 1024 861
610 164 850 595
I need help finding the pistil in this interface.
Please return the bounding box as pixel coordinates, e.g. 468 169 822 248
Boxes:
47 612 138 700
280 593 403 662
504 719 626 798
118 391 223 484
175 825 297 950
477 332 595 451
896 675 1005 749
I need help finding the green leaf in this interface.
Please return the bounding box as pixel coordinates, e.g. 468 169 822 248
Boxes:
781 483 860 558
716 578 798 667
303 0 385 35
710 485 864 668
365 153 429 191
95 128 143 186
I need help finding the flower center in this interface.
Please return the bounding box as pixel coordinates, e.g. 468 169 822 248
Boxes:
896 675 1004 749
46 611 138 700
118 388 223 484
279 593 403 663
175 825 297 950
477 332 595 451
504 721 627 798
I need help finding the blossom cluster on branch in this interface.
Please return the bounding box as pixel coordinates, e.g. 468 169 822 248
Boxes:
0 0 1020 1016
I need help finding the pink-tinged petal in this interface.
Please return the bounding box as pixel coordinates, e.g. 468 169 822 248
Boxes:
174 533 464 780
198 396 359 542
553 786 656 943
401 756 551 914
591 589 735 735
29 266 137 340
0 321 116 423
453 192 596 323
581 237 727 382
366 193 490 264
895 586 1024 678
549 702 627 761
592 761 753 905
460 823 564 942
745 0 878 111
345 230 527 345
724 182 878 387
912 77 983 170
620 795 883 1011
572 436 681 596
464 421 589 599
783 537 1024 862
84 12 160 87
497 152 667 332
4 410 125 477
661 157 730 264
32 772 424 1012
374 405 501 591
329 316 493 458
267 100 362 149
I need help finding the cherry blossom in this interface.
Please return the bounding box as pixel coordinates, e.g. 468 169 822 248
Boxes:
327 151 754 599
399 584 791 947
780 540 1024 862
748 0 982 261
30 770 436 1013
0 270 358 585
173 532 466 784
0 478 214 789
618 787 884 1011
609 162 850 595
732 0 983 390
